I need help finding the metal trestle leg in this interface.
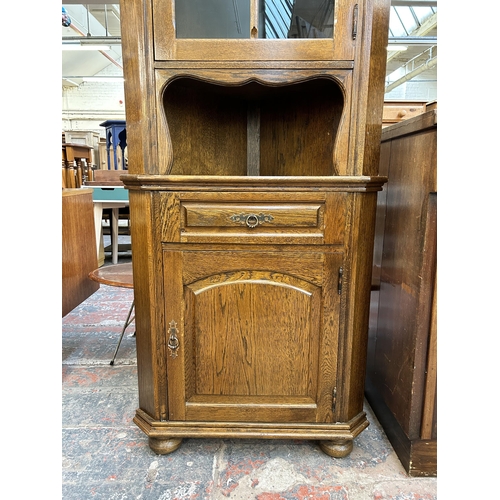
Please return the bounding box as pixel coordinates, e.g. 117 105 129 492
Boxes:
110 300 135 366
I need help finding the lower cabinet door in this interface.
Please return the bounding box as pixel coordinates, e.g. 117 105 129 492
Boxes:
163 248 343 424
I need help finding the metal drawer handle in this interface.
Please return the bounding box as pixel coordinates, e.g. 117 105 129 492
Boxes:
230 212 274 229
167 320 179 358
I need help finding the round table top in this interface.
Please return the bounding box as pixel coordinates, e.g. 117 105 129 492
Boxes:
89 262 133 289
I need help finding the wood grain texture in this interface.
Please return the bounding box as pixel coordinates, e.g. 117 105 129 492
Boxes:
348 0 391 176
191 277 318 394
373 122 437 437
62 189 99 317
366 109 437 476
120 0 157 175
158 72 352 176
128 190 168 419
337 191 379 420
134 407 368 441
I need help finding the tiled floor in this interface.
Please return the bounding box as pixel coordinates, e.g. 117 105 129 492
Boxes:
62 242 438 500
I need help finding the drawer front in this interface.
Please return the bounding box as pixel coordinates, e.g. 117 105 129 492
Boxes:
158 192 347 245
382 102 427 127
181 202 324 244
184 203 320 229
92 187 129 201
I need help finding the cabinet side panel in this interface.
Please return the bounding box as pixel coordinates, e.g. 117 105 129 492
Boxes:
121 0 158 174
129 191 166 418
349 0 391 175
339 192 378 419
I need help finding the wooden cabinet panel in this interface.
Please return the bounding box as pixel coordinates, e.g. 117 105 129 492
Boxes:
163 249 341 423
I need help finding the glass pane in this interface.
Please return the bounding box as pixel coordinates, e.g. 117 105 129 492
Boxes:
411 6 436 25
389 7 407 37
394 6 417 35
176 0 251 39
175 0 335 40
259 0 334 39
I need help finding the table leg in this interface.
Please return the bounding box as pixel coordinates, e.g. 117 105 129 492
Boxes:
111 208 119 264
110 300 135 366
93 203 104 263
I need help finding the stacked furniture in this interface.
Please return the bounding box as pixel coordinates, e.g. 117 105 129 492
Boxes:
63 130 101 168
62 141 93 188
120 0 390 456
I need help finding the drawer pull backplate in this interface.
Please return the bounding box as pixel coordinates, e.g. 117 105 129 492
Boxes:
230 213 274 229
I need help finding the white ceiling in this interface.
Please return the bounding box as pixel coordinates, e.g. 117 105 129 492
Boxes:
62 2 122 86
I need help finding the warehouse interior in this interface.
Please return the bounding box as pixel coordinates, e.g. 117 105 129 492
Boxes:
5 1 497 498
59 1 496 498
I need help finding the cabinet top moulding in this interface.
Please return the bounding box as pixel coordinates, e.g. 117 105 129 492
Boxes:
152 61 355 70
122 175 387 193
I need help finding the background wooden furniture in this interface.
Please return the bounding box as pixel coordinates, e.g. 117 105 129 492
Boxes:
63 130 101 168
365 109 437 476
62 142 93 188
90 169 125 184
121 0 390 457
62 188 99 317
100 120 127 170
382 100 437 127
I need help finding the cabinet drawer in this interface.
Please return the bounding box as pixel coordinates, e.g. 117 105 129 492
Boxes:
185 203 321 228
382 102 428 127
180 202 325 244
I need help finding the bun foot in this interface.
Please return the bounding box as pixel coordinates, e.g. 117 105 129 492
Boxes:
148 437 183 455
319 439 353 458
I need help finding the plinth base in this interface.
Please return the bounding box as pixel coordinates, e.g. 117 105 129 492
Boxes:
134 409 369 457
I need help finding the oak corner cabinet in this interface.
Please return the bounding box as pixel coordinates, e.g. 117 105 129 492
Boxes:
120 0 390 457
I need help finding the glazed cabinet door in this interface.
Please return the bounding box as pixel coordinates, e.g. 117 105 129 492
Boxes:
162 247 343 424
152 0 358 61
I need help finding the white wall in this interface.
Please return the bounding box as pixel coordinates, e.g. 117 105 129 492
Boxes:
62 63 125 137
384 66 437 102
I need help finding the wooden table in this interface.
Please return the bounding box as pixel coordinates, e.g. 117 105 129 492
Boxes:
89 263 134 365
